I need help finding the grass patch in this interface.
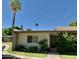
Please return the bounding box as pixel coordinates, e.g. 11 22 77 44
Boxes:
60 55 77 59
3 42 47 58
58 51 77 59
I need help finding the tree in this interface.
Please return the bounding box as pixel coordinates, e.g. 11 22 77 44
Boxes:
2 28 12 36
56 32 77 53
69 21 77 26
2 29 6 36
10 0 21 50
2 26 21 36
11 0 21 34
14 26 21 30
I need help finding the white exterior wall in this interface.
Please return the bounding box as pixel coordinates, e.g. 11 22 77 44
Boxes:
18 33 50 48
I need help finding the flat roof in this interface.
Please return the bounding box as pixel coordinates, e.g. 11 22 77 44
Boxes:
14 30 77 33
14 27 77 33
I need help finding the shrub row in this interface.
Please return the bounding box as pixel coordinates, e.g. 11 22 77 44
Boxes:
15 39 50 53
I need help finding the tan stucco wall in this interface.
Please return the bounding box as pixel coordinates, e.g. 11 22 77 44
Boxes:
17 33 50 48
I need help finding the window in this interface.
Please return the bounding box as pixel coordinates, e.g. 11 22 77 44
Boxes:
32 36 38 43
27 36 38 43
27 36 32 43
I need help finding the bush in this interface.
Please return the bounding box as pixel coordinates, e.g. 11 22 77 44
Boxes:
56 32 77 52
15 44 27 52
28 46 38 52
39 39 48 52
15 45 38 52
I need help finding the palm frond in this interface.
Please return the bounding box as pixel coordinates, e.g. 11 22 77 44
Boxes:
10 0 21 12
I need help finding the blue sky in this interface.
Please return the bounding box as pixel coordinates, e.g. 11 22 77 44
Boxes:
2 0 77 30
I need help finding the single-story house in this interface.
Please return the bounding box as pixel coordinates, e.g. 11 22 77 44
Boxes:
12 27 77 50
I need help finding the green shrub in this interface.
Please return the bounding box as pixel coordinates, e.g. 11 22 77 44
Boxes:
28 46 38 52
56 32 77 52
39 39 48 52
15 44 27 52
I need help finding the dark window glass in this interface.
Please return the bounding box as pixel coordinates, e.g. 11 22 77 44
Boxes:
27 36 32 43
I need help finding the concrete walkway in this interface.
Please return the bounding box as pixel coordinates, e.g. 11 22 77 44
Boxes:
46 52 61 59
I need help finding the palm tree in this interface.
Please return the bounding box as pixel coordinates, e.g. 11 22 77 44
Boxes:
10 0 21 50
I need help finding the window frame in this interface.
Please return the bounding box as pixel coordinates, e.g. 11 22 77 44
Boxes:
27 36 38 43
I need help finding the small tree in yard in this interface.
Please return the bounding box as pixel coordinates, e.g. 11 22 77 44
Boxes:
39 39 48 52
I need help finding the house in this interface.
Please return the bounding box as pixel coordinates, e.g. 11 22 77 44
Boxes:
2 36 12 42
12 27 77 50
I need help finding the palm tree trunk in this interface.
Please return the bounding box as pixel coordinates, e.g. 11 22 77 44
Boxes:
12 12 16 50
